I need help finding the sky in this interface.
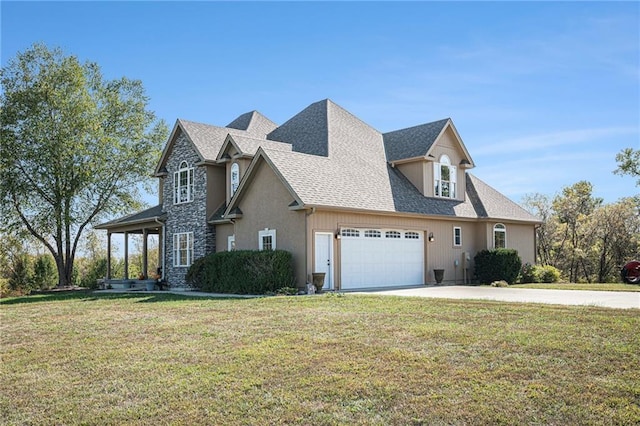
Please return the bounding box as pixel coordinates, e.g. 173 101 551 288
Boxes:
2 1 639 208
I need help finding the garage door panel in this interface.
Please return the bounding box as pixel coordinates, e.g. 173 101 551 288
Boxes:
341 229 424 290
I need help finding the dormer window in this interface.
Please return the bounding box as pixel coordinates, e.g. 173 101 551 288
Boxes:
230 163 240 196
173 161 194 204
434 155 457 199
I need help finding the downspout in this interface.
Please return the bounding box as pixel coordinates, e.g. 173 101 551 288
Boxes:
154 218 166 280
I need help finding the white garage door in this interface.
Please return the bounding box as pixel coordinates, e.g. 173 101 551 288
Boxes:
340 228 424 290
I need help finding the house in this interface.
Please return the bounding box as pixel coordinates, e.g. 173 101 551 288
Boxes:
96 99 540 291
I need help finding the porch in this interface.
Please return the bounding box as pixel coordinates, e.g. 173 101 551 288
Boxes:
94 205 166 284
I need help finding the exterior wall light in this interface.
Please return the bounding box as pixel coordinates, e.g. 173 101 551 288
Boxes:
428 232 435 242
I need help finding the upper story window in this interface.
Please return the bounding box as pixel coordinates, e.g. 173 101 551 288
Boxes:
230 163 240 196
434 155 457 199
173 161 194 204
493 223 506 249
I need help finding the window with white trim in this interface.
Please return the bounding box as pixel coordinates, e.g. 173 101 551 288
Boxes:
341 229 359 237
173 161 194 204
228 235 236 251
453 227 462 247
434 155 457 199
230 163 240 196
258 229 276 250
493 223 506 249
405 231 420 239
385 231 401 239
173 232 194 267
364 230 381 238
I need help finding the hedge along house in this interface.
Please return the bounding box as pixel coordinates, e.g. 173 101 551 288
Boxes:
97 99 540 291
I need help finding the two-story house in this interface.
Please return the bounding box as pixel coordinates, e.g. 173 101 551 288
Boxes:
97 99 540 291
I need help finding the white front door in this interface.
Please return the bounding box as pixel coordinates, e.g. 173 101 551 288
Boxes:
314 232 334 289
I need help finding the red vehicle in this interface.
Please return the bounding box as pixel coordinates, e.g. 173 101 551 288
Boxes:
621 261 640 284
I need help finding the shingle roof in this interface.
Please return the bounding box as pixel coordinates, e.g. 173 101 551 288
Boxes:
260 147 535 221
226 111 278 138
267 100 330 157
95 204 165 230
228 135 292 156
224 99 538 223
466 174 539 222
178 114 278 162
383 118 449 162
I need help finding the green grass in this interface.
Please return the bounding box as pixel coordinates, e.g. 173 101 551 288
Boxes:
1 291 639 425
510 282 640 292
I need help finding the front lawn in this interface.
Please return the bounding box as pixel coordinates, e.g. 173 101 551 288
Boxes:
1 292 638 425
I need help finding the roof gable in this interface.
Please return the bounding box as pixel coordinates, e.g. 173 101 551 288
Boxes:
383 119 475 167
216 134 292 162
226 110 278 138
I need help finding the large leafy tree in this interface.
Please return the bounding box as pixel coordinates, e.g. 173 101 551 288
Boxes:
0 44 167 286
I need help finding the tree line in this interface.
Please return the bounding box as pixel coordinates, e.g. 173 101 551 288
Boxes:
523 180 639 283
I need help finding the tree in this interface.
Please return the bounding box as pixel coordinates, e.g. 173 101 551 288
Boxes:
614 148 640 187
0 44 168 287
551 181 602 282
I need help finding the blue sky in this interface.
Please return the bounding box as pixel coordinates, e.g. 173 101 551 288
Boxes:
2 1 639 206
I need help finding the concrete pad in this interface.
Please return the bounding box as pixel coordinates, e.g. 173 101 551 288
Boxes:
358 286 640 309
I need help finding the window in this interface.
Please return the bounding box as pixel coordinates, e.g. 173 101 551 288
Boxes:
173 161 194 204
453 227 462 246
405 231 420 239
434 155 457 199
364 230 381 238
494 223 506 249
227 235 235 251
341 229 359 237
173 232 194 267
230 163 240 196
259 229 276 250
385 231 401 239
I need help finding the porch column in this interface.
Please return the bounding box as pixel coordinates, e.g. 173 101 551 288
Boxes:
142 229 149 279
124 232 129 280
158 226 164 279
106 232 112 280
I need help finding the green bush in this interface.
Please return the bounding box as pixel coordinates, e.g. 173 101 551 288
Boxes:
538 265 561 283
519 263 562 283
186 250 295 294
474 249 522 284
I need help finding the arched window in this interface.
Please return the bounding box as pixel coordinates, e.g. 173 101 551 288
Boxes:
230 163 240 196
173 161 194 204
434 155 457 199
494 223 506 249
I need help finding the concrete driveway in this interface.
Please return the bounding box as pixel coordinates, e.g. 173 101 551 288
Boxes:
361 286 640 309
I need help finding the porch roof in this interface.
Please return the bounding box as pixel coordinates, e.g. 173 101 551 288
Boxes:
95 204 166 233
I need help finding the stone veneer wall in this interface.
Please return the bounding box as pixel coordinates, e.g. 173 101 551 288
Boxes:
162 133 216 287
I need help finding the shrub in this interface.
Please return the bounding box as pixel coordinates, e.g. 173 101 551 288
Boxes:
186 250 295 294
474 249 522 284
519 263 562 283
79 258 108 289
538 265 561 283
33 254 58 289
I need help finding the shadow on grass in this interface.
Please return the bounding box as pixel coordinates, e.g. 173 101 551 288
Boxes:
0 290 244 305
